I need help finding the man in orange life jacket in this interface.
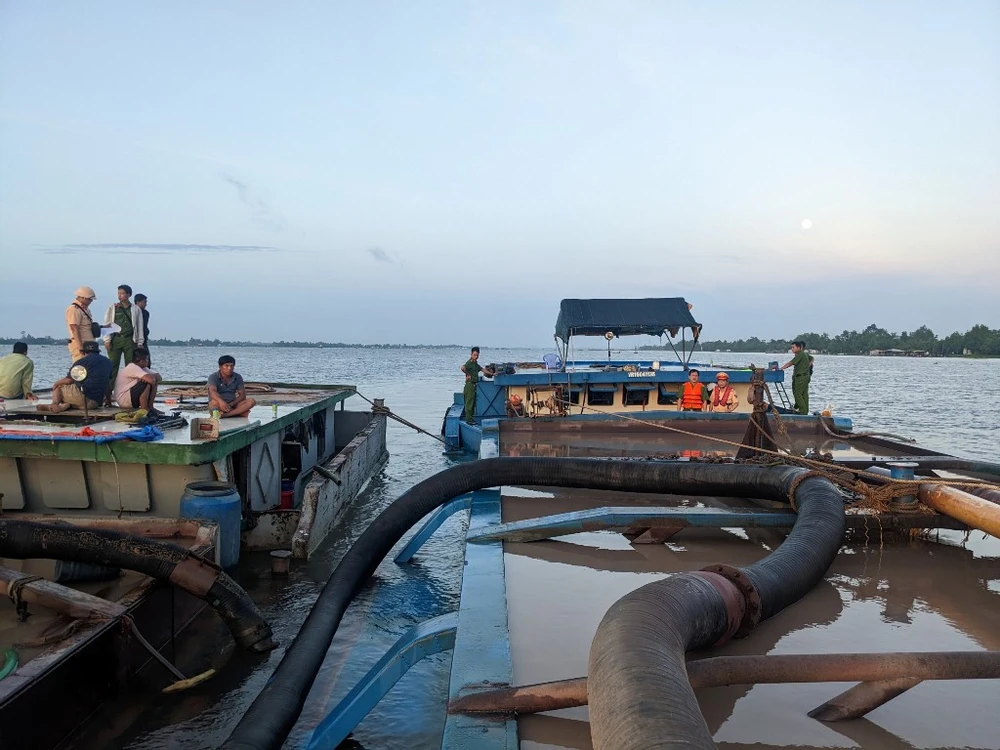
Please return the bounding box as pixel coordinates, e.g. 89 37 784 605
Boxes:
677 369 709 411
709 371 739 412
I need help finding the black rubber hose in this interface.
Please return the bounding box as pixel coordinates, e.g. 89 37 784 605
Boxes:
0 520 276 652
222 457 833 750
588 473 845 750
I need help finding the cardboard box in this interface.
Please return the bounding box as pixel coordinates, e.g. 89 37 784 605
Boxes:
190 417 220 441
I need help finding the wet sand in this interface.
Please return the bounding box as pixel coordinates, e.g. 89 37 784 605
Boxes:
505 486 1000 750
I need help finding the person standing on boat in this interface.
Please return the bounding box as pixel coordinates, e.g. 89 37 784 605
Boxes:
135 293 151 362
102 284 145 385
0 342 38 400
709 372 739 412
461 346 493 424
65 286 99 362
208 355 257 418
677 368 709 411
781 341 813 414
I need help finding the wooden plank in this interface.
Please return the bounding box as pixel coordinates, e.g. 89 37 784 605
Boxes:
0 567 125 621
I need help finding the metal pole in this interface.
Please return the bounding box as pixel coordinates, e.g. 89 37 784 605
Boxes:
448 651 1000 716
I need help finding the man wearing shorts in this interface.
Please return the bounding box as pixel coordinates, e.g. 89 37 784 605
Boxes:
39 341 113 413
113 348 161 412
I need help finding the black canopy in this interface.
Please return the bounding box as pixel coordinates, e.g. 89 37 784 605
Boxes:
554 298 700 343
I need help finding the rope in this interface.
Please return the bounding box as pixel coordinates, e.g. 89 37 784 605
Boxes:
565 400 1000 508
123 614 187 681
107 443 124 516
353 392 448 446
818 416 917 444
7 574 43 621
786 471 829 512
160 383 277 398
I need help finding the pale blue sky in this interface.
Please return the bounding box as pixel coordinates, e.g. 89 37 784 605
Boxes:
1 1 997 345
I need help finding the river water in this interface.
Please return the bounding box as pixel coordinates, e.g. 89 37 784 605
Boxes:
18 345 1000 749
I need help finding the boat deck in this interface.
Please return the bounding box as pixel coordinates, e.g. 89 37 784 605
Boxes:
0 382 354 451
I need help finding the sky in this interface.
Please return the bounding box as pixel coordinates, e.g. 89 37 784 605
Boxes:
1 1 998 346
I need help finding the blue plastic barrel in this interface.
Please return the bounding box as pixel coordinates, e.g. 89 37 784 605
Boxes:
180 481 242 568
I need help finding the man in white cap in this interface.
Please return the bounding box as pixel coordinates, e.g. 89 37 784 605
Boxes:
65 286 98 362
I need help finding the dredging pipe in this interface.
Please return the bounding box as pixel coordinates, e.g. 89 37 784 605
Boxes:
588 469 845 750
222 458 839 750
918 484 1000 539
0 520 276 652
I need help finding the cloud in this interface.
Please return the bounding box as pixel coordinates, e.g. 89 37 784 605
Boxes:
34 243 280 255
367 246 395 264
221 175 286 230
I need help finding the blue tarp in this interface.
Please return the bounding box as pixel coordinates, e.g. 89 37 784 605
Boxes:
0 425 165 443
555 298 700 342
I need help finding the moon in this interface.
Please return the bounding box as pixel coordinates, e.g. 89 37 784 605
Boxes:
801 219 813 230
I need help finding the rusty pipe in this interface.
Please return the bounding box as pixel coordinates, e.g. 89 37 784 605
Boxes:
919 483 1000 539
967 486 1000 507
808 677 921 721
450 677 589 715
449 651 1000 715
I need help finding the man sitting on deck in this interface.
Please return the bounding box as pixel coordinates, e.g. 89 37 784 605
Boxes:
0 342 37 400
207 355 256 418
39 341 113 413
113 348 162 412
677 368 709 412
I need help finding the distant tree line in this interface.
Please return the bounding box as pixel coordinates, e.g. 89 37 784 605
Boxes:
0 333 465 349
693 324 1000 356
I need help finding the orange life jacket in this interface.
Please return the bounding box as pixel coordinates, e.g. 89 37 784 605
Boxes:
680 381 705 410
712 385 734 408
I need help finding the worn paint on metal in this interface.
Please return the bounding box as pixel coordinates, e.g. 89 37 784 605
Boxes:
305 613 459 750
467 506 802 543
442 490 517 748
394 494 473 564
479 420 500 459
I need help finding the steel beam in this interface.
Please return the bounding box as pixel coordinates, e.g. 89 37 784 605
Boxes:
394 494 473 564
305 612 458 750
443 489 517 748
466 505 966 544
449 651 1000 717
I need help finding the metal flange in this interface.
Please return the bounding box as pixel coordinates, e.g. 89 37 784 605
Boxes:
700 563 762 638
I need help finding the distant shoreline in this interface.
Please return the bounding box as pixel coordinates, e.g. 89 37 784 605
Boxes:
0 337 469 350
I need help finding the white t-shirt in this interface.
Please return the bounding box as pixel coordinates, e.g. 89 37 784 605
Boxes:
114 363 155 407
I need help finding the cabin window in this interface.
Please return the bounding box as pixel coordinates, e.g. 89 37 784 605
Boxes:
623 383 654 406
565 386 583 405
587 383 617 406
657 384 679 406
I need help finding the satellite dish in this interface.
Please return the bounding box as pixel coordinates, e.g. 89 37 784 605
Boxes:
604 331 615 341
70 365 88 382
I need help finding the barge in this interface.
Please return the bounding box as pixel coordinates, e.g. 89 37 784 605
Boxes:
443 298 837 455
0 382 388 749
214 303 1000 750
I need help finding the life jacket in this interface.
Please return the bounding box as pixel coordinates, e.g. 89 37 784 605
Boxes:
680 382 705 410
712 385 734 408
